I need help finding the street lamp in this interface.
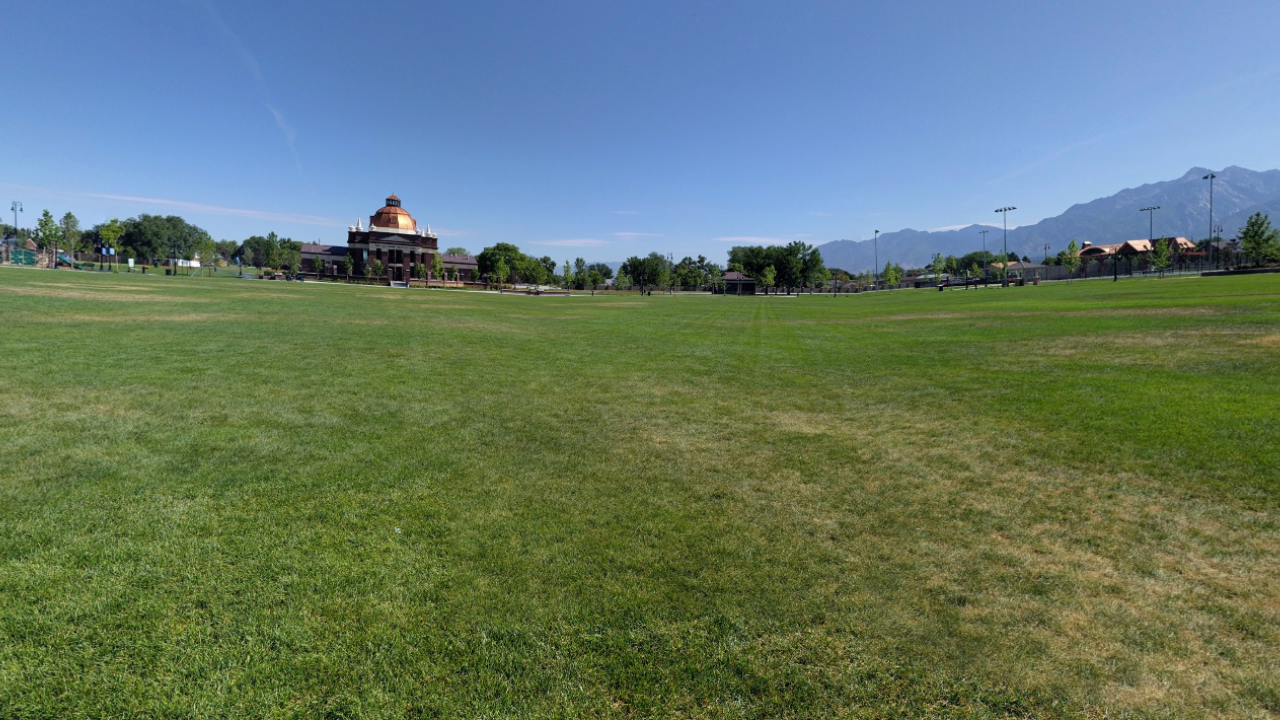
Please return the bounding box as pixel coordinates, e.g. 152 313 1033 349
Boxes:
1203 173 1216 268
995 207 1016 285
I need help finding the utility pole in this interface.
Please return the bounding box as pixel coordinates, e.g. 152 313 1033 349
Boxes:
1042 242 1050 264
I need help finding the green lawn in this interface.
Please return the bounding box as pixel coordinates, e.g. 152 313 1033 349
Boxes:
1 268 1277 719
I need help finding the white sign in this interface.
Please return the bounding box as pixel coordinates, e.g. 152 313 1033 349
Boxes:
128 258 134 268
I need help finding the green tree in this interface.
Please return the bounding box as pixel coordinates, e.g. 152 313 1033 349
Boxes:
494 257 509 288
1063 239 1081 282
36 209 59 251
367 258 384 279
275 237 302 272
60 212 81 257
1239 212 1279 265
477 243 524 279
214 239 239 263
444 247 470 256
193 232 218 275
655 256 672 292
705 264 723 293
432 252 445 280
760 265 776 292
99 218 124 269
342 254 354 278
514 255 548 285
615 271 631 290
1149 237 1172 277
882 261 903 289
931 252 944 276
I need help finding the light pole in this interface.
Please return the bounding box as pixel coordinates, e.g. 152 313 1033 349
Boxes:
1042 242 1050 264
995 207 1016 285
1203 172 1216 268
1140 206 1160 280
979 229 989 283
9 201 20 237
873 230 880 288
1141 205 1160 244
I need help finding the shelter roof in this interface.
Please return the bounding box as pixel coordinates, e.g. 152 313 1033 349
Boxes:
301 243 348 256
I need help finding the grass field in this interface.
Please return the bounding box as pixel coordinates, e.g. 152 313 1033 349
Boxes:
1 267 1278 719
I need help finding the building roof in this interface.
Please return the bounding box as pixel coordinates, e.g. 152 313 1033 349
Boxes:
301 243 349 256
440 253 477 266
723 271 753 281
1078 237 1195 257
1079 243 1123 256
370 194 417 231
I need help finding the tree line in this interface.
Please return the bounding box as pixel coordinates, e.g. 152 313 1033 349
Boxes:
4 209 309 270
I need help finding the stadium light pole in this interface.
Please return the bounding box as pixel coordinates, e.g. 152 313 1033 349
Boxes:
995 207 1016 286
979 229 989 282
9 201 20 236
874 230 880 289
1203 173 1216 268
1141 206 1160 245
1140 206 1160 280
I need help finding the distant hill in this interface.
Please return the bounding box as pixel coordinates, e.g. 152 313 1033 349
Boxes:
818 166 1280 272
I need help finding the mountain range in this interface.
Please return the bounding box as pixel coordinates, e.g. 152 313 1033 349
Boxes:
817 166 1280 273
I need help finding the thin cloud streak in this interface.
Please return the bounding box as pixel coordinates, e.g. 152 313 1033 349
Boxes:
612 232 661 239
198 0 309 188
712 235 802 244
0 182 345 226
531 238 610 247
86 191 343 226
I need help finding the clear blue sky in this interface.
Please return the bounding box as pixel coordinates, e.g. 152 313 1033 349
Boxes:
4 0 1279 262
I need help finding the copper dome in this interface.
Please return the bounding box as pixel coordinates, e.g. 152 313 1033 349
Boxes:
370 194 417 230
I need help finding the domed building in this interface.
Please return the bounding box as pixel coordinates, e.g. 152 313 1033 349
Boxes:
344 194 440 282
